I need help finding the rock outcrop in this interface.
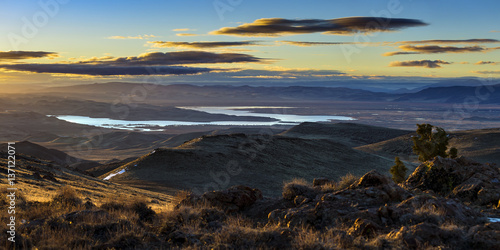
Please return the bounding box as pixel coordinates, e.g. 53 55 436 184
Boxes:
405 156 500 206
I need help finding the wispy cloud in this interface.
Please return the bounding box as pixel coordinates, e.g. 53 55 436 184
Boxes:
394 39 499 44
278 41 353 46
490 30 500 33
0 51 59 61
475 61 498 65
147 41 260 49
210 17 428 37
176 33 198 37
389 60 452 68
472 70 500 74
107 34 157 40
172 28 192 32
383 45 500 56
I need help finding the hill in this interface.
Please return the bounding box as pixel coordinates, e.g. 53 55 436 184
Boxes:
356 127 500 164
0 151 173 210
101 132 397 196
396 84 500 104
0 141 97 168
279 122 411 147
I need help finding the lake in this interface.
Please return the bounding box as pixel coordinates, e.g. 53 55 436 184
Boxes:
52 106 355 131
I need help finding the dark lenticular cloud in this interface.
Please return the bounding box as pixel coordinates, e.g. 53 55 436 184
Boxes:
147 41 260 48
0 64 213 76
210 17 428 37
0 51 264 76
86 51 263 65
389 60 451 68
0 51 58 60
383 45 498 56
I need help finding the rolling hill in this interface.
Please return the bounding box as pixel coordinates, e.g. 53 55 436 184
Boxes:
99 123 411 196
0 141 97 168
356 127 500 164
279 122 411 147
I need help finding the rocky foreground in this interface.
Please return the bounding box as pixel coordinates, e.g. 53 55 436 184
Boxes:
4 156 500 249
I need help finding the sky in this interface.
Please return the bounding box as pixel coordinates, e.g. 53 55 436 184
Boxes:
0 0 499 89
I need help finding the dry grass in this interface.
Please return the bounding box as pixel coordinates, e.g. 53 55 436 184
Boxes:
282 178 316 200
320 173 359 192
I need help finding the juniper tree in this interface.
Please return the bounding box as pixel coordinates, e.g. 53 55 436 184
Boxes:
412 124 458 162
390 156 407 183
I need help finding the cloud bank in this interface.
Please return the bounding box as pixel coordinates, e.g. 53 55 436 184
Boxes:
0 51 264 76
210 17 428 37
389 60 451 68
0 64 213 76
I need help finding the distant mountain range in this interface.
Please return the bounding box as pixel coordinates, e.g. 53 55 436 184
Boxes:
37 82 500 105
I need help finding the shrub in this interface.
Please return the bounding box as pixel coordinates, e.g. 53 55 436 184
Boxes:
390 157 407 184
51 186 82 208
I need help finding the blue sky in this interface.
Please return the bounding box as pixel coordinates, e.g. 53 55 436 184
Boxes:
0 0 499 87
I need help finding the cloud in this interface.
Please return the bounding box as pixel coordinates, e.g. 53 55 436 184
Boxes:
0 64 213 76
176 33 198 37
383 45 499 56
0 51 58 61
172 28 192 32
490 30 500 33
475 61 498 65
389 60 452 68
395 39 500 44
147 41 260 49
472 70 500 74
107 35 157 40
210 17 427 37
83 51 264 65
460 62 470 64
278 41 352 46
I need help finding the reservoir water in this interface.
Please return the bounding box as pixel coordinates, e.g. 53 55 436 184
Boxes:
53 106 355 131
